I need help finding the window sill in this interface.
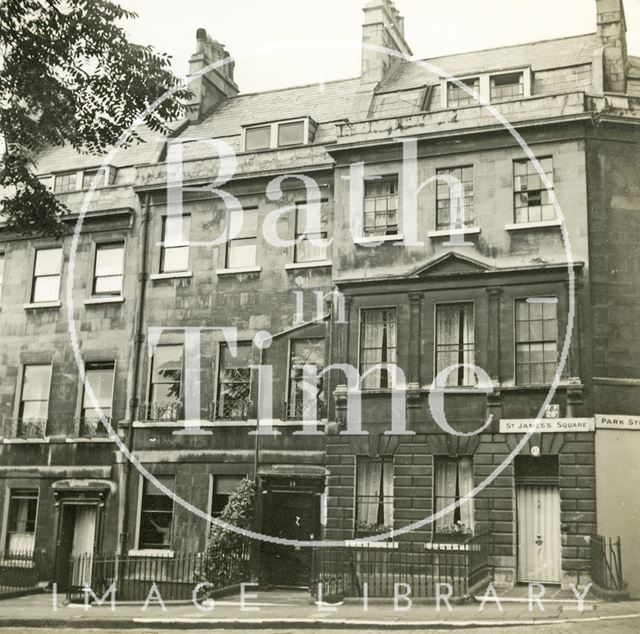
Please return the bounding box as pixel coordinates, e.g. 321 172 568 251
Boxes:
345 540 398 548
150 271 192 281
216 266 262 275
354 234 404 246
84 296 124 305
128 549 175 558
428 227 480 238
425 541 471 551
284 260 332 270
505 220 560 231
2 438 49 444
23 301 61 310
65 437 115 443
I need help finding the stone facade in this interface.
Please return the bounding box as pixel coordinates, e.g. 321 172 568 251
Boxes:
0 0 638 593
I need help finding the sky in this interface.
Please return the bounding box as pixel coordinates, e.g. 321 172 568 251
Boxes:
118 0 640 94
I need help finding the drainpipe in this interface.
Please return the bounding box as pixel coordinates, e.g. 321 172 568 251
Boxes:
117 191 151 555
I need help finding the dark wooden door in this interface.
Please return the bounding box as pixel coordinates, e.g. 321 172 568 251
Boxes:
260 482 320 587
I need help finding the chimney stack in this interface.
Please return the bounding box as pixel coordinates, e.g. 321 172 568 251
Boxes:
186 29 239 122
596 0 628 93
361 0 412 87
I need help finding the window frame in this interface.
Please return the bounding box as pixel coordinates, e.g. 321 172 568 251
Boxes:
435 165 475 231
358 306 398 390
136 474 175 551
362 175 400 238
293 201 328 264
242 118 311 152
446 77 480 108
31 247 63 303
148 344 184 419
80 360 116 424
514 296 559 386
490 71 525 101
286 337 326 419
432 456 474 538
215 341 253 418
354 456 394 537
92 242 125 297
208 474 246 518
17 364 52 423
4 489 39 555
159 214 191 274
434 301 476 387
54 171 79 193
225 207 258 269
513 156 555 224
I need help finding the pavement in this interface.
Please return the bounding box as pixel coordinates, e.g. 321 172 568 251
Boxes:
0 588 638 630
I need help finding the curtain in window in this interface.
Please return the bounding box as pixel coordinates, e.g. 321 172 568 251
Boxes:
458 457 474 530
361 310 397 388
434 458 458 531
436 304 474 386
381 461 393 528
357 458 382 525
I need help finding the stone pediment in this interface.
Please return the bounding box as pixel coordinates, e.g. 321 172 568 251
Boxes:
410 252 493 278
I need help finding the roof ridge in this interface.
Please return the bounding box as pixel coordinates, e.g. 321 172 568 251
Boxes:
411 31 598 66
232 75 360 99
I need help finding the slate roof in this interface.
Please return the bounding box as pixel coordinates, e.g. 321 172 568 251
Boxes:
36 32 603 174
378 33 600 91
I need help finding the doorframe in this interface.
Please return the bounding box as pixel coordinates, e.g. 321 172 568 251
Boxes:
52 490 106 588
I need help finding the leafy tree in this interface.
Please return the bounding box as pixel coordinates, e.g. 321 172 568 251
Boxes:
0 0 190 235
197 478 255 592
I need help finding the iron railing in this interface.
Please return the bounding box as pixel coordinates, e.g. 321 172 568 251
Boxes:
76 416 111 437
590 534 624 592
311 534 490 600
137 402 183 423
210 399 251 421
282 399 327 421
0 550 47 596
66 546 250 602
3 418 48 439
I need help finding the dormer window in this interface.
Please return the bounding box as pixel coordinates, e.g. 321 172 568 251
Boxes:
242 118 315 152
53 166 116 192
447 78 479 108
491 72 524 101
244 125 271 151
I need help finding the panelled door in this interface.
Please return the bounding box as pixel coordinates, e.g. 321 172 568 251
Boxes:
516 485 561 583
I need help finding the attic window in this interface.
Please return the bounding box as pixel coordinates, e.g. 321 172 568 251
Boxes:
491 72 524 101
243 118 315 152
244 125 271 151
447 78 479 108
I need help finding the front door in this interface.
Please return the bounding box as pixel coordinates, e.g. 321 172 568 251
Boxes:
516 485 561 583
55 504 99 590
260 478 321 587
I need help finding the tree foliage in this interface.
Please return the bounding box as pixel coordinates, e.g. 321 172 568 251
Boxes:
197 478 255 590
0 0 190 234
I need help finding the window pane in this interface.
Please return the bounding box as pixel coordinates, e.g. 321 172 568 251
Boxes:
139 475 174 549
277 121 305 147
161 245 189 273
163 215 190 246
95 244 123 277
32 276 60 302
22 366 51 401
227 240 257 268
82 169 102 189
94 275 123 295
245 126 271 151
7 490 38 552
84 363 114 411
34 248 62 276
